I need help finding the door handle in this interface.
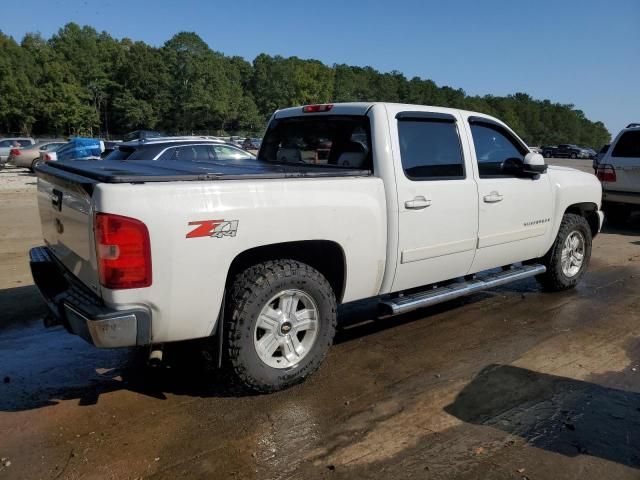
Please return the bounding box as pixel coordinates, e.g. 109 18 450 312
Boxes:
483 191 503 203
405 196 431 210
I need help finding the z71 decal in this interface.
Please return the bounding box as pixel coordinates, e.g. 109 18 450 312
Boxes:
186 220 239 239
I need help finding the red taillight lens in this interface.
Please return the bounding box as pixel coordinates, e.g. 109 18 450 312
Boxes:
9 148 20 156
94 213 152 289
596 164 616 182
302 104 333 113
44 154 52 161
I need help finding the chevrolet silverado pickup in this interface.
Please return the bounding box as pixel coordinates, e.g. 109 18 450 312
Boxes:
30 102 604 392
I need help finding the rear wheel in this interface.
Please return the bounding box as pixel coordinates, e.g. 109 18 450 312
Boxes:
537 213 592 291
570 152 577 159
225 259 337 393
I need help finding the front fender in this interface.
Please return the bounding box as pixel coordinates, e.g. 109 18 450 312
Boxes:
544 166 602 251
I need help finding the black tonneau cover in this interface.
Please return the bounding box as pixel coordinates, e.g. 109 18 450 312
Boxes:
36 159 371 184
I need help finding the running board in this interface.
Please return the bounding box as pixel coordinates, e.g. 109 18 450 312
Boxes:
379 264 546 316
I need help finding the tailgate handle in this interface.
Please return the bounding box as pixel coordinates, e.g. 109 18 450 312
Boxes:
51 189 63 211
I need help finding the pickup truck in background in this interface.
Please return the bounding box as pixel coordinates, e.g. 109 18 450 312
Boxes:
596 123 640 225
542 144 584 159
30 102 603 392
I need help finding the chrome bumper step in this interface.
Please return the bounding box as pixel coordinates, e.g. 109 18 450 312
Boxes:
379 264 546 316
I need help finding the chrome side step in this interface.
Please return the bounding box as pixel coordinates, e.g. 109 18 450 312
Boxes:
379 264 546 316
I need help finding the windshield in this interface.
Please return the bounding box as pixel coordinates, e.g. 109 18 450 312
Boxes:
258 115 372 169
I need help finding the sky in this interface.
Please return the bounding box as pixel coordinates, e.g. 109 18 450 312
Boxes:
2 0 639 136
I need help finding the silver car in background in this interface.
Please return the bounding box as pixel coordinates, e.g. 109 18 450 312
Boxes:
9 141 66 171
0 137 35 167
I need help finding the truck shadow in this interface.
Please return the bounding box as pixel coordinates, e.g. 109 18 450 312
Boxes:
444 362 640 469
601 213 640 236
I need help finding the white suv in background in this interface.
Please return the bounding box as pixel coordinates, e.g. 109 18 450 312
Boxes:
597 123 640 225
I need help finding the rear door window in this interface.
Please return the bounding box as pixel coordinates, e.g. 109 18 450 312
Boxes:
612 131 640 158
397 118 465 180
259 115 371 169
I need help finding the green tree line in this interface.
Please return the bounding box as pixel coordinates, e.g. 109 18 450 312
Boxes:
0 23 610 147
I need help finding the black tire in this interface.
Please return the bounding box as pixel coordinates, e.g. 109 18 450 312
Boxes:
570 153 577 159
603 203 631 227
31 159 41 172
544 152 551 159
537 213 592 291
225 259 337 393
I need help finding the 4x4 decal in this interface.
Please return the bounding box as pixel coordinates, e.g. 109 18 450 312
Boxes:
186 220 239 239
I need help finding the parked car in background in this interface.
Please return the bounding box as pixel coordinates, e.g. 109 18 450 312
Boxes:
529 146 542 154
581 147 597 159
0 137 35 167
54 137 104 162
122 130 165 142
596 123 640 225
555 144 584 159
242 137 262 150
593 144 610 172
542 144 584 159
9 141 66 171
101 141 122 158
104 136 256 162
541 145 557 158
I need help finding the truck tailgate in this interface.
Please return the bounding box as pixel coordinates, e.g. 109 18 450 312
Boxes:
37 169 101 295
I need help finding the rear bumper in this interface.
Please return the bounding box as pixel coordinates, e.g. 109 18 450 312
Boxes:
29 246 151 348
603 189 640 206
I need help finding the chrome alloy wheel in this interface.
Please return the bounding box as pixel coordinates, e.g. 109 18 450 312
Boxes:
253 289 320 369
561 231 585 277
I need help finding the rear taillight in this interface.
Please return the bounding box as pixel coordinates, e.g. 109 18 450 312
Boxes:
94 213 152 289
596 164 616 182
9 148 20 156
44 154 52 161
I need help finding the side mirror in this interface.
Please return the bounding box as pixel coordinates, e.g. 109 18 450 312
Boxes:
523 152 547 174
501 157 525 175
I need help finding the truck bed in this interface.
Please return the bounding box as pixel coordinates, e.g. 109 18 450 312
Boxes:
36 159 371 184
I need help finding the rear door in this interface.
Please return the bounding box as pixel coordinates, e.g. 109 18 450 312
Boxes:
389 108 479 292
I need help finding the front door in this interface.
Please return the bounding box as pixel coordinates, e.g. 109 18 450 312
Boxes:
464 118 553 273
390 109 479 292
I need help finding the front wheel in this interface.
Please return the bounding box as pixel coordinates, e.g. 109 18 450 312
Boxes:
570 153 577 159
537 213 592 291
225 259 337 393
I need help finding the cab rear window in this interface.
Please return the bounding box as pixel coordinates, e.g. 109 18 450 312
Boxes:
259 115 372 169
612 131 640 158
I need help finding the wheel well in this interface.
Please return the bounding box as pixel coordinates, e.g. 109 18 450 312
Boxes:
226 240 347 302
565 202 600 237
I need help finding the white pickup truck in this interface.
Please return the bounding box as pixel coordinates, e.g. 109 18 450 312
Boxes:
30 102 603 392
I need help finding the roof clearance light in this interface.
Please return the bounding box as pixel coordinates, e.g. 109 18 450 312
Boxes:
302 104 333 113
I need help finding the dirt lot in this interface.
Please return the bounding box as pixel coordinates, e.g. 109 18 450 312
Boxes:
1 162 639 480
